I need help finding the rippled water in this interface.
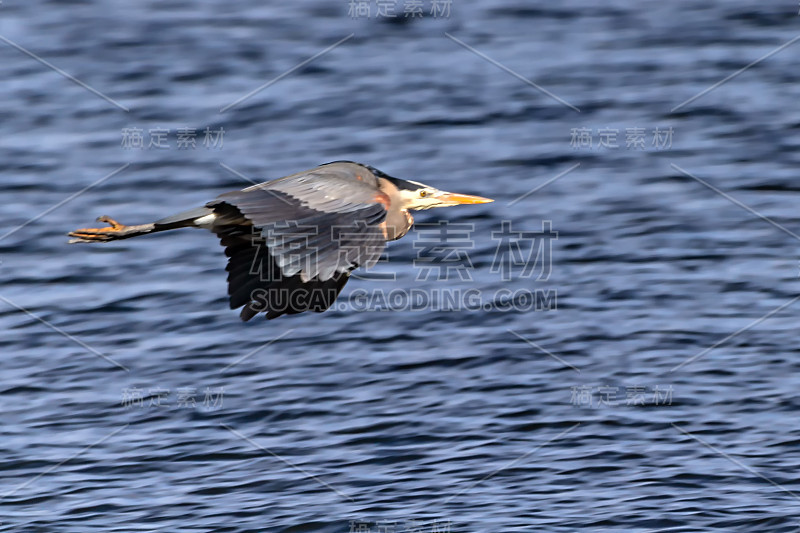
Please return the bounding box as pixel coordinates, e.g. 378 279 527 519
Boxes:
2 1 800 531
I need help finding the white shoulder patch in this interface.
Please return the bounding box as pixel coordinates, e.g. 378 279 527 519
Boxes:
194 213 218 227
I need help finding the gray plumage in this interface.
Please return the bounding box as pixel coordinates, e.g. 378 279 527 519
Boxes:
68 161 492 321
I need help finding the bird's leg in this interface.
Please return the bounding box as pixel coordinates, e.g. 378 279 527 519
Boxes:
68 215 155 243
95 215 124 230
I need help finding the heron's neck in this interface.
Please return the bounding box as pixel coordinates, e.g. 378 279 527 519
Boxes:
385 209 413 241
378 177 414 241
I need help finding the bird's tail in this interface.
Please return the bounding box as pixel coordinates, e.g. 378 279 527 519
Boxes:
68 207 214 244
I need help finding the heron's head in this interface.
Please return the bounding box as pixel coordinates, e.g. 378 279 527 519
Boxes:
383 175 494 211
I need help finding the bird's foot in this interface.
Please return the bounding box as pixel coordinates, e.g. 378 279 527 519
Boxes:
68 216 129 243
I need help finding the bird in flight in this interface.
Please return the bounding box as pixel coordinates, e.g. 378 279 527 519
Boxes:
69 161 493 320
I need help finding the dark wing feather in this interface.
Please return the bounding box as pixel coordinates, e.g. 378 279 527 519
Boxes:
208 163 389 320
214 222 351 321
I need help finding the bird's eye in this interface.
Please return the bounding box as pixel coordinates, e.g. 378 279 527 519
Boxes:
419 190 427 198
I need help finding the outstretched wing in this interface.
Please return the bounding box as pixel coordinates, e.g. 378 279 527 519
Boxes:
208 164 390 320
213 221 352 321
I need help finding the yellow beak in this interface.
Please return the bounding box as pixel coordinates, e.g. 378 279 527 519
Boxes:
435 192 494 205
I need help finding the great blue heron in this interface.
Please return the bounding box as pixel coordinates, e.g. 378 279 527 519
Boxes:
68 161 493 320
